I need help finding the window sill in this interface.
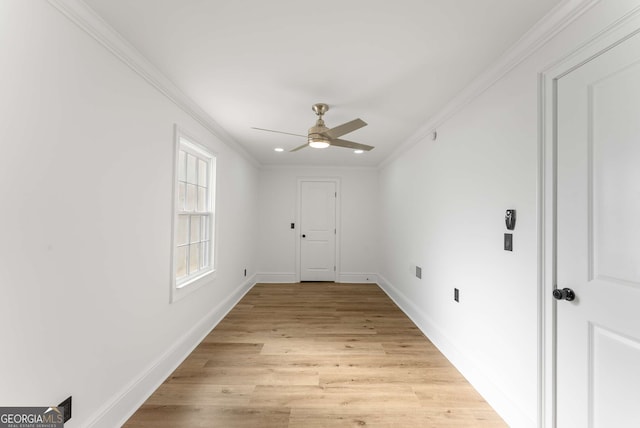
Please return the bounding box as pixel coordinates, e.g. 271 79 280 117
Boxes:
171 268 216 303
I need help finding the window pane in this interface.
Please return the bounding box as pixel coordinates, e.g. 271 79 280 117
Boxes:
201 216 208 240
201 242 209 269
186 184 197 211
177 215 189 246
176 246 187 278
209 215 215 244
178 150 186 182
189 243 200 273
190 215 201 243
186 154 197 184
198 159 208 186
178 183 186 211
197 187 207 211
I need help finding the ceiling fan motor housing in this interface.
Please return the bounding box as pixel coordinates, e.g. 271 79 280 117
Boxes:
308 115 330 146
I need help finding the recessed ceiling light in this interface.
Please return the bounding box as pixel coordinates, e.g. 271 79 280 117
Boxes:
274 148 284 152
354 149 364 154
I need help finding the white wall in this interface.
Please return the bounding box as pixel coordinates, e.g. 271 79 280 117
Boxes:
257 167 379 283
0 2 258 427
377 0 640 426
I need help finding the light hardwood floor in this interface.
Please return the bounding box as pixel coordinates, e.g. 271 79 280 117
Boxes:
124 283 506 427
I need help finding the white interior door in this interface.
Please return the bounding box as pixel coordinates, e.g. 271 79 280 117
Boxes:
300 181 336 281
556 31 640 427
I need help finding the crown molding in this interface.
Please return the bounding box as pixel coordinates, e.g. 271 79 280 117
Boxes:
46 0 260 169
378 0 600 169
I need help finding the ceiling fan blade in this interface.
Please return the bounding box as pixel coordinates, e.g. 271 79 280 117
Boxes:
290 143 309 152
251 127 307 138
322 118 367 139
330 138 374 151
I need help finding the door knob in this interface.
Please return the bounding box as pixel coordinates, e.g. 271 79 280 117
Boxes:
552 287 575 301
302 234 306 238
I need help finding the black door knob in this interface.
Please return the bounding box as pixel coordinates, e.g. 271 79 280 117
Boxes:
302 234 306 238
552 287 575 301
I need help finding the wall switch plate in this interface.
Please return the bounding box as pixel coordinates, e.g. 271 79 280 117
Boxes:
59 396 72 423
454 288 459 302
504 233 513 251
415 266 422 279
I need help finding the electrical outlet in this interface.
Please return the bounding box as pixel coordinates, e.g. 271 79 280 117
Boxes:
415 266 422 279
504 233 513 251
454 288 459 302
59 396 71 423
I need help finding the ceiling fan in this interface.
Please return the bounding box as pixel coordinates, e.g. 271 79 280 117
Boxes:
252 103 374 152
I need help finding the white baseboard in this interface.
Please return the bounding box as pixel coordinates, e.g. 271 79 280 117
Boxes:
376 274 534 428
255 272 297 283
87 275 257 428
255 272 379 284
337 272 378 283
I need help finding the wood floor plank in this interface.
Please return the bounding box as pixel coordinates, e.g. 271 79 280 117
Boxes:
318 366 468 387
168 367 320 386
144 384 254 406
289 408 504 428
124 283 506 427
126 405 290 428
248 384 421 409
260 339 386 356
413 383 491 409
187 342 264 356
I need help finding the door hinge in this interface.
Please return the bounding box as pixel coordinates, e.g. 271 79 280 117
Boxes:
334 228 336 234
334 266 336 271
335 192 337 197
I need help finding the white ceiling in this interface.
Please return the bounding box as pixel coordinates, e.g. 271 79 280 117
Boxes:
84 0 563 167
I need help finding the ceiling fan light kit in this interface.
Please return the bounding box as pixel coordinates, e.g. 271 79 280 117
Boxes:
309 139 330 149
253 103 374 153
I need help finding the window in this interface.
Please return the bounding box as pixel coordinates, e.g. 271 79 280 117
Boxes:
171 129 216 301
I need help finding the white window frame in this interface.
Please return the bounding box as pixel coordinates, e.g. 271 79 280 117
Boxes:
170 127 217 302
